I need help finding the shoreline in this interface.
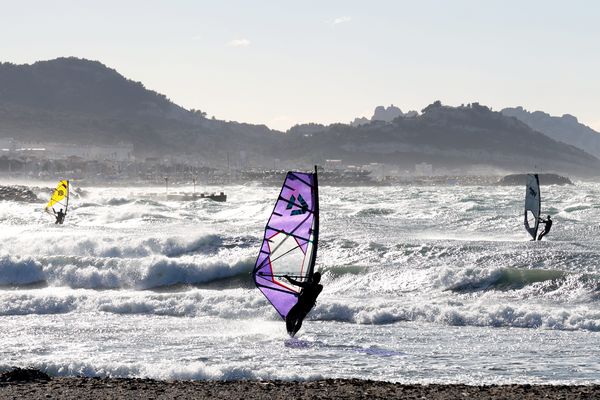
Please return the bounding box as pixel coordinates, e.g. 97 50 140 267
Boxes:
1 374 599 400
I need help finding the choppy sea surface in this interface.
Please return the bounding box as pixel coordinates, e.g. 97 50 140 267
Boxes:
0 180 599 384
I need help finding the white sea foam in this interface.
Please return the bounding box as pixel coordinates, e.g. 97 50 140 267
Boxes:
0 255 46 286
0 254 254 290
1 182 600 383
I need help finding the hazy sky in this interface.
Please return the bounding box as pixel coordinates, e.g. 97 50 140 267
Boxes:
1 0 599 131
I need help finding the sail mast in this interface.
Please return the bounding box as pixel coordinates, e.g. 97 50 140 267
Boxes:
65 180 70 215
308 165 319 278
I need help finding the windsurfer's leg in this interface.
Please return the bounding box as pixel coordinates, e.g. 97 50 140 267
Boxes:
537 230 547 241
286 306 300 336
293 318 303 336
291 309 310 336
286 317 296 335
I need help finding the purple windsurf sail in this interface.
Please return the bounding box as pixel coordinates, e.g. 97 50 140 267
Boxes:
253 166 319 319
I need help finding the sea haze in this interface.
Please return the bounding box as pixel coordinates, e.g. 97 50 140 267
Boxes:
0 182 599 383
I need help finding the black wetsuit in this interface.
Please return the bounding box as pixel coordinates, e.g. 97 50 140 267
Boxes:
53 209 66 225
537 218 552 241
284 276 323 337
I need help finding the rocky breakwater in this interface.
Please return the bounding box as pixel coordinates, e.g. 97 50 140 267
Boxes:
0 185 39 202
496 173 573 186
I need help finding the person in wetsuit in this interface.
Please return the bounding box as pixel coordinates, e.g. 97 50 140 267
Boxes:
53 208 66 225
283 272 323 337
537 215 552 241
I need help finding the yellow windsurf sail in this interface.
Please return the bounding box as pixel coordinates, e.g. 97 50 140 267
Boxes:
45 180 70 213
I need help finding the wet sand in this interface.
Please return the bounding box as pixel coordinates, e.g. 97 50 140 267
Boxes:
1 370 599 400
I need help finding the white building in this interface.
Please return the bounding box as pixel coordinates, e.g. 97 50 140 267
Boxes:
44 143 134 161
0 138 17 152
325 159 343 170
3 140 134 161
415 162 433 176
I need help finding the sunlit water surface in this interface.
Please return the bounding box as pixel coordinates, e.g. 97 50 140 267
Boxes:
1 181 599 383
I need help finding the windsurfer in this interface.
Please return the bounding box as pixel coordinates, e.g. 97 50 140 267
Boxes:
53 208 66 224
537 215 552 240
283 272 323 337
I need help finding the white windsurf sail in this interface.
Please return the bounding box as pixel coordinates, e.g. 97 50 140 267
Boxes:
524 173 541 240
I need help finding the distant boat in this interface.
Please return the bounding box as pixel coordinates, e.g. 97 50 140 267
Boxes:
166 192 227 202
45 180 70 224
252 166 319 320
524 173 541 240
199 192 226 202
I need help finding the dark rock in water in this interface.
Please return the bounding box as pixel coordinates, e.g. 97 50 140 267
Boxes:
0 368 51 382
497 173 573 186
0 185 39 202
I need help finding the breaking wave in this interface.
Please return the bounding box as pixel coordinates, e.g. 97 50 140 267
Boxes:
0 255 45 286
2 233 226 259
0 253 254 291
355 207 396 217
312 301 600 332
0 360 322 381
446 268 567 292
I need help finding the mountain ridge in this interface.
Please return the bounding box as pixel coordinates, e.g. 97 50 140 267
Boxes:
0 57 279 155
1 58 599 175
501 106 600 159
285 101 599 175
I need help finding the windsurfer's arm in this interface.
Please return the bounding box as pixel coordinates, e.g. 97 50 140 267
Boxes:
283 275 306 288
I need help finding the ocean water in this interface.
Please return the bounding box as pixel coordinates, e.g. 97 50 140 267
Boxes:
0 180 599 384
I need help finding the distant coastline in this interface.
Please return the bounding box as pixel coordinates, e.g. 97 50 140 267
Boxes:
0 173 580 201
